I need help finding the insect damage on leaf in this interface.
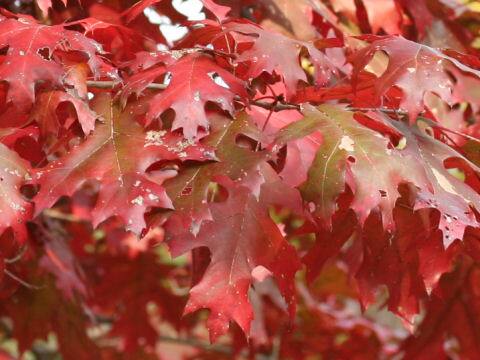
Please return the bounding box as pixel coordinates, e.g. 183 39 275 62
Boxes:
0 0 480 359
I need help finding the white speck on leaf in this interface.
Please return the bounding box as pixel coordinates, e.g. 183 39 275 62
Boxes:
145 130 167 146
131 196 144 206
339 135 355 152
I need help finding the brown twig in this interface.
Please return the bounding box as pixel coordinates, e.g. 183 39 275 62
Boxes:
85 80 410 116
43 209 86 223
4 246 27 264
251 99 301 112
91 314 234 354
86 80 167 90
430 122 480 143
158 335 233 354
347 107 409 116
4 269 43 290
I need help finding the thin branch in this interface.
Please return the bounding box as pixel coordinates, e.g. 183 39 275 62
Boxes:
432 123 480 143
86 80 167 90
251 100 301 112
85 80 410 116
4 246 27 264
92 314 234 354
347 106 409 116
4 269 43 290
158 335 233 354
166 47 236 59
250 101 410 116
86 80 120 89
43 209 86 223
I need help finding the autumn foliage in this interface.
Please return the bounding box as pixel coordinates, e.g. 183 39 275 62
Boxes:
0 0 480 358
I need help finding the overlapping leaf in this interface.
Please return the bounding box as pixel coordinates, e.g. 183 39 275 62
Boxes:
353 36 480 119
164 112 264 229
1 0 480 357
1 278 99 359
91 252 184 352
125 52 247 139
33 95 215 234
403 256 480 359
394 121 480 245
30 90 98 136
168 175 301 341
0 143 31 242
276 105 480 245
0 16 112 111
276 105 427 228
226 21 336 98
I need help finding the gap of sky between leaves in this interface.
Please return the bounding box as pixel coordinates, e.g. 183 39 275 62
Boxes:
144 0 206 46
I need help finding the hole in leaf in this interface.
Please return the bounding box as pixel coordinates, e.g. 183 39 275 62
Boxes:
20 184 36 200
269 205 290 224
146 160 180 181
424 127 434 137
235 134 256 150
37 47 51 60
206 181 228 203
447 167 465 182
208 72 230 89
162 71 172 86
364 50 389 77
396 137 407 150
159 108 175 130
268 145 287 173
181 186 192 196
300 55 315 79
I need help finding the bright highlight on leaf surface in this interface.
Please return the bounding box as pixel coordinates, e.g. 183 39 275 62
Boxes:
0 0 480 358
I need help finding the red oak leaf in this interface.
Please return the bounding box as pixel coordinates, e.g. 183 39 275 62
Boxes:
402 255 480 359
275 105 431 228
143 53 247 139
393 121 480 246
121 0 186 25
168 175 301 341
227 21 335 99
30 90 98 136
279 283 399 359
0 16 113 111
353 35 480 120
122 0 164 24
0 143 30 242
201 0 231 22
363 0 402 34
33 95 215 234
33 221 87 299
254 0 317 40
261 106 321 188
120 51 174 101
91 252 185 352
276 105 480 243
2 278 100 359
164 113 264 233
76 16 149 63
